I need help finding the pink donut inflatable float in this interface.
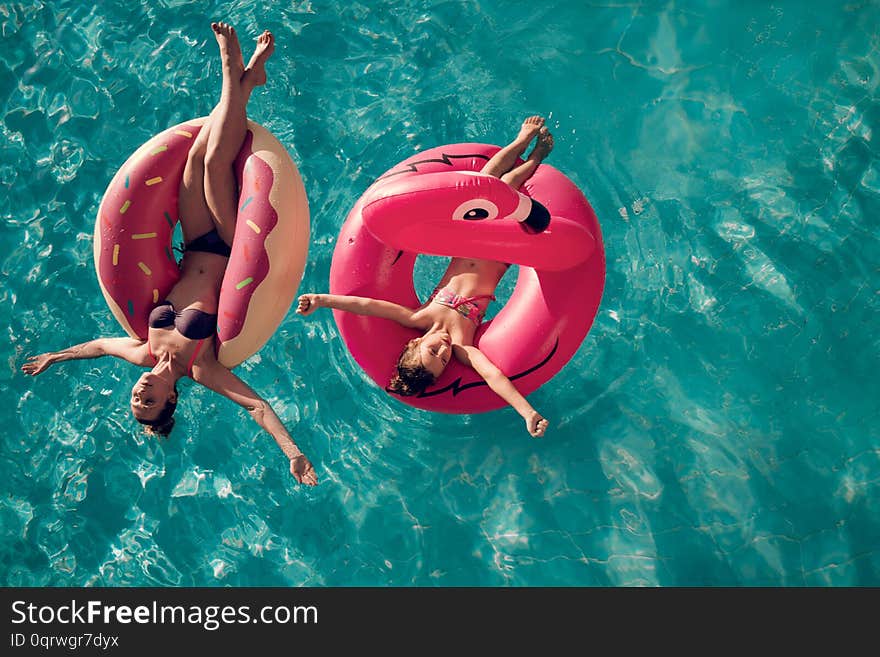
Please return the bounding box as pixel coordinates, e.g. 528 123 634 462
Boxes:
329 143 605 414
93 117 310 368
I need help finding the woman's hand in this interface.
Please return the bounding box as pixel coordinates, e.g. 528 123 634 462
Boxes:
195 364 318 486
290 454 318 486
21 353 56 376
296 294 322 316
526 411 549 438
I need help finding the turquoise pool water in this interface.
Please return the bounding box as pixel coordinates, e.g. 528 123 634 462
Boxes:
2 0 878 586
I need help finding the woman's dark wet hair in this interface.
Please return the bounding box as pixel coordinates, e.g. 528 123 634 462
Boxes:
387 340 436 397
135 387 178 438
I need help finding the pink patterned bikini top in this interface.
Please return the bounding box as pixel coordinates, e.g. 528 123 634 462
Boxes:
429 286 495 326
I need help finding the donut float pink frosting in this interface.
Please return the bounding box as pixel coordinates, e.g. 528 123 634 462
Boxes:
329 143 605 414
94 118 310 368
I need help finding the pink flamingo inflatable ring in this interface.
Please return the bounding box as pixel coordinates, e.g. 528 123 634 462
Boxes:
329 143 605 414
93 117 310 368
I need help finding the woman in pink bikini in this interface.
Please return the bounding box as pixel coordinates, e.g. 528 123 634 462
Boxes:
21 23 317 486
297 116 554 438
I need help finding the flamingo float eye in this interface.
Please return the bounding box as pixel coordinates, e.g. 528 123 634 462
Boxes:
452 199 499 222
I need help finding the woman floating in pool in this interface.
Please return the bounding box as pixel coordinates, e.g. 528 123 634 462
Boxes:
21 23 318 486
297 116 554 438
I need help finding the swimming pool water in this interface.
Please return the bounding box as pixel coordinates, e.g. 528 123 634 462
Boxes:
1 0 878 586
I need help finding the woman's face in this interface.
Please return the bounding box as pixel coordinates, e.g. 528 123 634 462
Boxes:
130 372 175 422
417 329 452 379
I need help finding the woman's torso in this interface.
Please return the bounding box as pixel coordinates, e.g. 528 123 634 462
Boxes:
147 251 227 373
415 257 509 346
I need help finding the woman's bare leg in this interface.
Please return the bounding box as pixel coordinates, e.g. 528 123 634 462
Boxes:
480 115 544 178
202 24 274 246
500 126 554 189
178 25 274 245
178 29 273 244
200 22 246 246
177 113 216 244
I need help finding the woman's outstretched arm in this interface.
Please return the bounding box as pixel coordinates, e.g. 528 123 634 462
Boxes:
21 338 150 376
194 361 318 486
454 344 550 438
296 293 423 328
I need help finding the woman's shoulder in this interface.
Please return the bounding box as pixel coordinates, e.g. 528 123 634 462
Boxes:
409 304 438 328
189 340 220 382
452 341 482 363
99 337 152 366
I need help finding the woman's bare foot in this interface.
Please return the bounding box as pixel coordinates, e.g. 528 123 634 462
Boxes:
242 30 275 90
499 124 555 202
212 21 245 79
479 115 546 178
527 126 554 164
515 115 545 148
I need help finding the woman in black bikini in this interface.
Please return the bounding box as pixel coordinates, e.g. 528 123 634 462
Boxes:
296 116 554 439
21 23 317 486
